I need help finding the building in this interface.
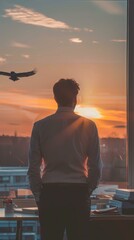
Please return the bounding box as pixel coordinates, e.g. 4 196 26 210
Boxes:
0 167 40 240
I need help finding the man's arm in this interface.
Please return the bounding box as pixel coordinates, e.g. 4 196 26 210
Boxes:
27 122 42 203
87 122 102 194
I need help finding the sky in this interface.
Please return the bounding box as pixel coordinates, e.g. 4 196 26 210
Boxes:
0 0 127 137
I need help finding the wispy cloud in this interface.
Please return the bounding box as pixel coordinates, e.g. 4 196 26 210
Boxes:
111 39 126 43
0 91 57 126
5 53 11 57
12 41 31 48
73 27 81 31
114 125 126 129
101 109 126 123
92 40 99 44
84 28 93 32
92 1 124 15
4 5 70 29
69 38 82 43
0 91 56 112
21 54 30 59
0 57 6 64
9 122 20 126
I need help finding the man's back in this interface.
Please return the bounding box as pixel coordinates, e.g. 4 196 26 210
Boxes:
34 107 98 184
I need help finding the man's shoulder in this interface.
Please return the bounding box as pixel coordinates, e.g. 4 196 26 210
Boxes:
34 114 55 126
74 113 96 127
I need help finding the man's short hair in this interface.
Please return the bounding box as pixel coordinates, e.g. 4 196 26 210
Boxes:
53 78 80 106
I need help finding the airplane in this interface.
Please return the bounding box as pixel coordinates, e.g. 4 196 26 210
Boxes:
0 69 36 81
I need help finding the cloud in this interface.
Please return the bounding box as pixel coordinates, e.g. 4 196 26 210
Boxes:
92 40 99 44
73 27 81 31
0 90 56 127
9 88 29 95
12 41 31 48
103 109 126 122
0 57 6 64
5 54 11 57
0 91 56 112
4 5 70 29
9 122 20 126
93 1 124 15
69 38 82 43
21 54 30 59
111 39 126 43
114 125 126 129
84 28 93 32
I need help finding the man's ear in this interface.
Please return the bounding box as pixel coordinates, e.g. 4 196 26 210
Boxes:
73 96 77 108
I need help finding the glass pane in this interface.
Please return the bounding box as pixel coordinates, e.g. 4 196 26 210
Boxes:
0 0 127 188
0 0 127 238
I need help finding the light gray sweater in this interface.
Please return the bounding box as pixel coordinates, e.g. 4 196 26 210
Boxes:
28 107 101 201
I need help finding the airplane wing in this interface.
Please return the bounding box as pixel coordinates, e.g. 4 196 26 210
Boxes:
16 69 36 78
0 71 10 76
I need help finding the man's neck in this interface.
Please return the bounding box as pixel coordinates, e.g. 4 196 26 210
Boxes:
57 106 74 112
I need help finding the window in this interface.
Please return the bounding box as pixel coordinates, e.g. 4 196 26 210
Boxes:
127 0 134 188
22 226 34 232
1 1 134 239
0 176 10 184
0 0 127 189
14 176 26 183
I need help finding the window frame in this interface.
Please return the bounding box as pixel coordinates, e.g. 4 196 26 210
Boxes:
127 0 134 188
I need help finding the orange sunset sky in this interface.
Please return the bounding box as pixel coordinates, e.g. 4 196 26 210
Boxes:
0 1 127 138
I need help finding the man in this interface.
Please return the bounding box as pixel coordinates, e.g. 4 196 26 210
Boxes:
28 79 101 240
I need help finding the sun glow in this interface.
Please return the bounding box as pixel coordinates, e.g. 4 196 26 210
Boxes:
75 105 102 119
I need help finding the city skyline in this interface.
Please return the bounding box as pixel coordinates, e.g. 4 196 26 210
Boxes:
0 1 127 137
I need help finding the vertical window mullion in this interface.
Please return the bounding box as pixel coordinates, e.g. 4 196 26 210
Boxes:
127 0 134 188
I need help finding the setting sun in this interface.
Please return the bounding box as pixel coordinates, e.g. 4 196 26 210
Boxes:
75 105 102 119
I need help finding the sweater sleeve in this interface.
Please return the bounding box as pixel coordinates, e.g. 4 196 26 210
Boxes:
27 123 42 202
87 122 102 193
